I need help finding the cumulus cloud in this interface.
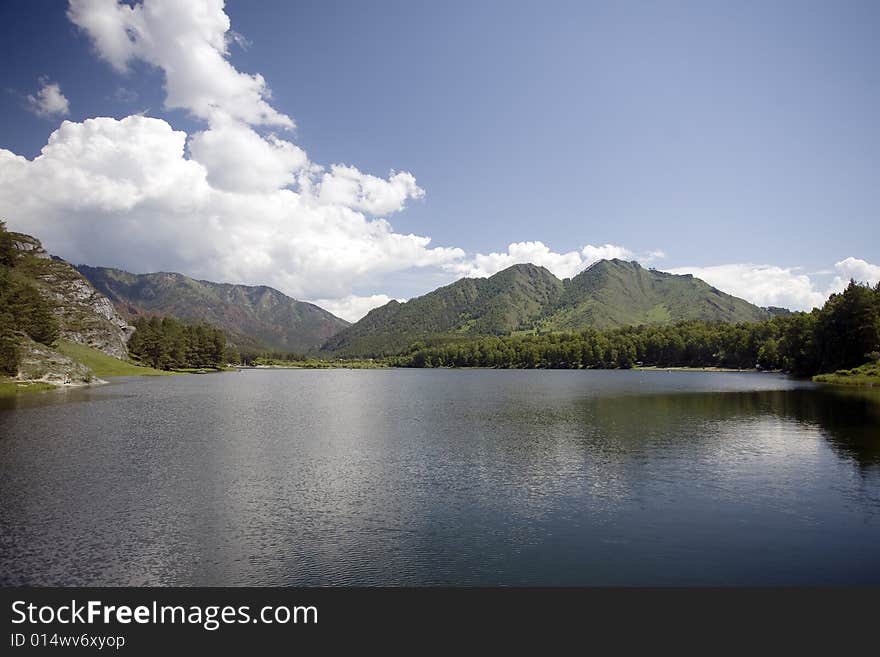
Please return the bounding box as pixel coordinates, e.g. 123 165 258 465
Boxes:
450 241 636 279
0 0 458 314
67 0 290 127
64 0 427 205
0 115 462 302
581 244 636 267
830 257 880 291
308 294 404 323
668 264 824 311
669 258 880 312
26 78 70 118
188 119 307 194
0 116 206 214
313 165 425 216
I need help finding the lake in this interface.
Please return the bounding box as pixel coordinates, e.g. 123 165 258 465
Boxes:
1 369 879 586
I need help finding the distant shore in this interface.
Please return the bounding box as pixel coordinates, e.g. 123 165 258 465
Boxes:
812 362 880 386
5 359 877 401
632 365 774 373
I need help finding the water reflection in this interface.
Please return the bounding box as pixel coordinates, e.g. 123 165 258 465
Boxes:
575 387 880 470
0 370 878 586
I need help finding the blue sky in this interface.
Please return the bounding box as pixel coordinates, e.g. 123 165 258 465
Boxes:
1 0 878 320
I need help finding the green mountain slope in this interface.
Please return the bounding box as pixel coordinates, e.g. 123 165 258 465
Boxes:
76 266 349 353
321 263 564 355
540 259 770 330
323 260 771 356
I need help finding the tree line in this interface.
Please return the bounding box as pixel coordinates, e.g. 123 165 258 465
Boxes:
128 316 230 370
395 280 880 376
243 350 308 365
0 221 60 375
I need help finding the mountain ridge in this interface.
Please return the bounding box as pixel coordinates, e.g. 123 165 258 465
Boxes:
322 259 771 356
76 265 350 354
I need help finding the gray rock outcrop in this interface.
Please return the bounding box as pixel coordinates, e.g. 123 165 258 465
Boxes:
12 234 134 359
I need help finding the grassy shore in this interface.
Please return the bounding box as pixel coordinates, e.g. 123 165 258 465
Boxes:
0 378 57 399
813 362 880 386
54 340 173 377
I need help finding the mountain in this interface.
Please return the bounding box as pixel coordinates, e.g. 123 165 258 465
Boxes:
321 263 564 355
537 259 769 331
1 228 133 385
323 259 771 356
12 234 133 359
76 266 350 353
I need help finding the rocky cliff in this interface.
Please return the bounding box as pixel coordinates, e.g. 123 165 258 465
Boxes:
15 334 100 386
11 234 134 359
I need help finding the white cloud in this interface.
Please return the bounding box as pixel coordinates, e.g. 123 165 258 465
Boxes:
642 249 666 262
65 0 426 205
0 0 455 312
229 30 251 51
27 78 70 118
111 86 138 103
10 2 639 315
0 116 463 301
0 116 206 213
668 264 828 311
455 242 583 279
581 244 636 267
829 257 880 293
668 258 880 312
314 165 425 216
188 119 307 194
68 0 291 128
450 241 636 279
308 294 404 323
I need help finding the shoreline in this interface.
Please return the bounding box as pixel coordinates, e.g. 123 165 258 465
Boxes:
632 366 776 373
0 375 112 399
4 366 877 401
812 363 880 387
242 363 781 373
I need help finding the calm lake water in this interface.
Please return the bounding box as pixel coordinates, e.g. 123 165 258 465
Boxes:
1 369 879 586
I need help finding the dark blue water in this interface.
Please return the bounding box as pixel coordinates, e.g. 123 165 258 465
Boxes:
1 369 878 585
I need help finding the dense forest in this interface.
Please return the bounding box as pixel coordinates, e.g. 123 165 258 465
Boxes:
0 221 60 375
127 316 231 370
395 280 880 377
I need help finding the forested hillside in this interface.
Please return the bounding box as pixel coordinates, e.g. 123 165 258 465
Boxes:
396 280 880 378
324 259 771 356
78 265 349 354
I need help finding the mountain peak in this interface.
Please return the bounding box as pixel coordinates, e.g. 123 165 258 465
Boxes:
324 259 770 356
488 262 558 282
496 262 552 274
